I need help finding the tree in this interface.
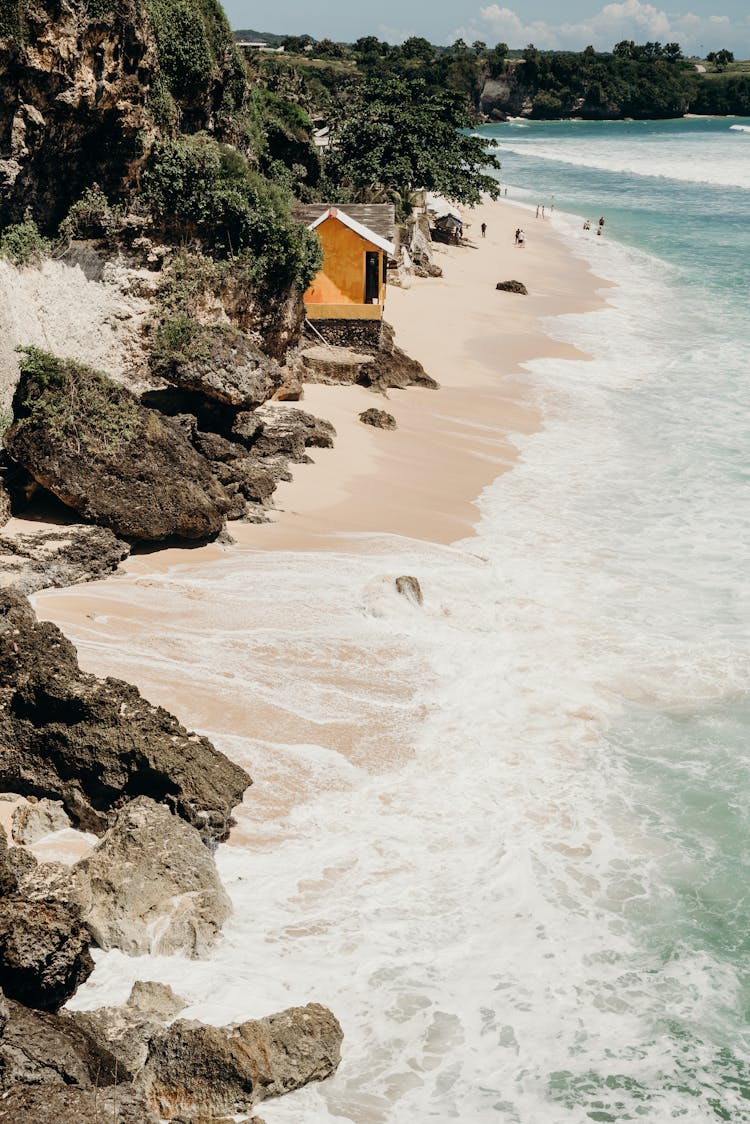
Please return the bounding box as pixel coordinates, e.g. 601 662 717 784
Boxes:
707 48 734 71
326 76 501 212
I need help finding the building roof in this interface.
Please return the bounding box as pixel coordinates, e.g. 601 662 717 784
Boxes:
294 203 396 247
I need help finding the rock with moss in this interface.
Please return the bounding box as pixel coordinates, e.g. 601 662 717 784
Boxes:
4 348 232 541
150 319 284 408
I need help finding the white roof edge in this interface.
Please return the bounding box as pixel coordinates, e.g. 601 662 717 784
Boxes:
307 208 395 255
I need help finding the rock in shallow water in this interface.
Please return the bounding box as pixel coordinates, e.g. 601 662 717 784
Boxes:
0 1085 159 1123
143 1002 343 1118
0 898 93 1011
72 796 231 957
0 589 250 841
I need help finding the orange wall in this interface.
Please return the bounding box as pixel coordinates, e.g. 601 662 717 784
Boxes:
304 217 385 307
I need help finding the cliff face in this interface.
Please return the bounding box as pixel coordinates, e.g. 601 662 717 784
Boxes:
0 0 157 228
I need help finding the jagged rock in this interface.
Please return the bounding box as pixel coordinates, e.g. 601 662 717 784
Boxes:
192 430 243 463
0 1085 159 1123
0 997 122 1089
360 408 397 430
0 589 250 840
16 860 75 907
5 353 232 542
6 844 37 882
66 982 187 1082
0 0 158 230
300 345 376 386
496 280 528 295
272 368 303 401
155 325 284 410
0 898 93 1011
214 458 278 505
143 1003 343 1118
127 980 186 1020
253 406 336 461
360 323 438 393
72 797 231 957
231 410 264 446
0 830 17 896
395 576 423 606
0 480 10 530
11 798 71 845
0 524 130 593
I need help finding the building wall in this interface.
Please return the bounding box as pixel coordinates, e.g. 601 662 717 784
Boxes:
304 217 385 307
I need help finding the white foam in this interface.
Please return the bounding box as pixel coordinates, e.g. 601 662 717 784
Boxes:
53 200 750 1121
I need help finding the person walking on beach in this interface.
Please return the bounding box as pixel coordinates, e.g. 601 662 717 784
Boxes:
598 216 605 230
481 222 487 238
514 227 520 244
517 229 525 247
535 205 540 218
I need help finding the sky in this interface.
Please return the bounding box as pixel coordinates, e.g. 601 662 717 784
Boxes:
225 0 750 57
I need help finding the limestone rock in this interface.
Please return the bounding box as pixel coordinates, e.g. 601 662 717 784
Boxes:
5 843 37 882
300 345 375 386
144 1003 343 1117
72 797 231 957
360 408 397 430
0 523 130 594
12 798 71 845
253 406 336 461
0 997 124 1089
496 280 528 295
0 829 17 896
0 589 251 841
360 323 438 393
395 576 423 606
0 1086 159 1123
230 410 264 446
66 982 187 1082
0 897 93 1011
154 325 284 410
5 352 232 542
215 457 278 505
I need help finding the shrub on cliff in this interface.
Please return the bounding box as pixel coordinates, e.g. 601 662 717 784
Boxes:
142 133 322 291
0 211 51 266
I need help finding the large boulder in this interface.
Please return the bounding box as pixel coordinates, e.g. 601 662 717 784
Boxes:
0 523 130 594
358 323 438 393
0 996 121 1088
4 349 232 542
0 897 93 1010
72 797 231 957
0 589 250 841
11 798 71 845
65 981 187 1081
0 829 17 896
0 1086 159 1123
253 405 336 461
144 1003 343 1118
151 322 284 409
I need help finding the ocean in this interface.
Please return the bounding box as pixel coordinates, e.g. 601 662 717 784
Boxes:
55 117 750 1121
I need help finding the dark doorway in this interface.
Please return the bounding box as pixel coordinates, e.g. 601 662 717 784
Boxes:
365 252 380 304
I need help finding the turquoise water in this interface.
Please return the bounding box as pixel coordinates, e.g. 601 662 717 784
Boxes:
477 117 750 1119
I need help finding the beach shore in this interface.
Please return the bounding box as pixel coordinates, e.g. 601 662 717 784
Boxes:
31 196 607 835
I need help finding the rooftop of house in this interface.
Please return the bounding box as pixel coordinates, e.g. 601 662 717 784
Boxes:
294 203 396 245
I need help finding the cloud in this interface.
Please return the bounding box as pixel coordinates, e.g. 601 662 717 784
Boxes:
454 0 744 54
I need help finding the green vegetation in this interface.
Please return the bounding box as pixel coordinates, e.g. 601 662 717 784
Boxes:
142 132 321 291
327 75 501 213
0 211 51 266
691 75 750 115
0 0 23 38
13 347 141 456
143 0 245 107
150 315 243 377
58 186 123 240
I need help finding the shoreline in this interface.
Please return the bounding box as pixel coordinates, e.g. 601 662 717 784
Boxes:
34 196 607 596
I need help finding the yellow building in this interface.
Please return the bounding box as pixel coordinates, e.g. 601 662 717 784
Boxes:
295 204 396 330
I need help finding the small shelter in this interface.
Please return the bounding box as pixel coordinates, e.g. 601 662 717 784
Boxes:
295 204 396 343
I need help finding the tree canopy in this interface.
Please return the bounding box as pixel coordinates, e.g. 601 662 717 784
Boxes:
326 75 501 210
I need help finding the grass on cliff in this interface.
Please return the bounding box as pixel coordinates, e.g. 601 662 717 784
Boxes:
0 211 51 265
149 315 245 378
13 348 142 458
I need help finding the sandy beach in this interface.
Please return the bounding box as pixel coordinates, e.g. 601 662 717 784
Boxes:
29 195 608 839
